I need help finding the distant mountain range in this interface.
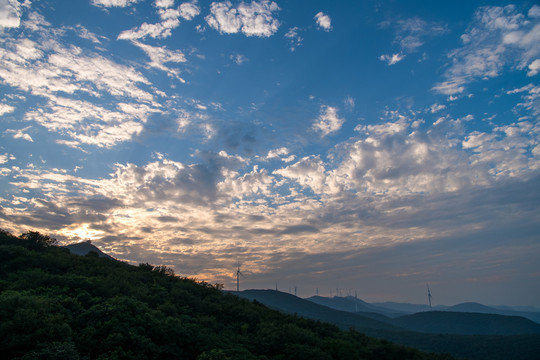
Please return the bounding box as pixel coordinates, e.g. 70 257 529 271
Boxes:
234 289 540 360
307 294 540 324
235 290 540 336
445 302 540 324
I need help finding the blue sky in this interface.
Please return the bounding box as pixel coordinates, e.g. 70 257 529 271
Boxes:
1 0 539 306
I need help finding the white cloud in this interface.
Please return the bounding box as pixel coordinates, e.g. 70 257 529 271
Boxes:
155 0 174 8
312 105 344 137
23 97 159 148
434 5 540 95
529 5 540 18
507 83 540 116
430 104 446 113
131 41 187 81
0 103 15 116
463 121 539 177
0 153 15 164
230 53 247 65
205 0 280 37
218 165 274 199
314 12 332 31
74 25 102 44
379 53 404 65
0 35 153 103
5 126 33 142
118 19 180 40
0 0 22 28
274 155 328 194
284 26 302 51
91 0 140 7
527 58 540 76
117 0 199 40
179 2 200 20
344 96 355 111
265 147 289 160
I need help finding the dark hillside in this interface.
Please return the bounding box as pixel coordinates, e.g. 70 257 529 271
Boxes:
393 311 540 335
236 290 399 331
447 302 540 324
0 230 452 360
307 295 404 318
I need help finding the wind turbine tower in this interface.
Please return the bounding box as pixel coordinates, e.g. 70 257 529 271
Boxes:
236 263 242 292
427 283 432 310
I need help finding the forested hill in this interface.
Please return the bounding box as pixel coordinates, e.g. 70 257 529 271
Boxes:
0 230 453 360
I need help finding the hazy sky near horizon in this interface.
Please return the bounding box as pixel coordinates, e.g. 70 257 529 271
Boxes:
1 0 539 306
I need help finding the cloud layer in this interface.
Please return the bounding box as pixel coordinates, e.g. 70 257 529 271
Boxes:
0 1 538 305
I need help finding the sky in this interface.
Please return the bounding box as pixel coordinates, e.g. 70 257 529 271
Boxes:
0 0 539 307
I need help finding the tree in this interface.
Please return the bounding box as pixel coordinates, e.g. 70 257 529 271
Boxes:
19 231 58 249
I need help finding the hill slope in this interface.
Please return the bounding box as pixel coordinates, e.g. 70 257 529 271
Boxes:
235 290 400 331
447 302 540 324
393 311 540 335
307 295 404 318
0 230 452 360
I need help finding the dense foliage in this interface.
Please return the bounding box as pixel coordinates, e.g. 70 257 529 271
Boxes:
0 230 454 360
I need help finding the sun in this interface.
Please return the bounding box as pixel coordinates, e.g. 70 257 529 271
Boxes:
62 223 105 241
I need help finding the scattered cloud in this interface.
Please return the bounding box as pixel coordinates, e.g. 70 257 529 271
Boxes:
434 5 540 95
314 12 332 31
155 0 174 8
74 25 103 44
284 26 303 51
230 53 248 65
380 17 447 65
344 96 355 111
527 58 540 76
205 0 280 37
0 103 15 116
117 0 199 40
312 105 344 137
379 53 404 65
179 2 201 20
264 147 290 160
131 41 187 82
91 0 140 8
507 83 540 116
430 103 446 113
5 126 33 142
0 18 165 148
0 153 15 164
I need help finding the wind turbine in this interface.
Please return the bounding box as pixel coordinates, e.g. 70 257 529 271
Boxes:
236 263 243 292
427 283 432 310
